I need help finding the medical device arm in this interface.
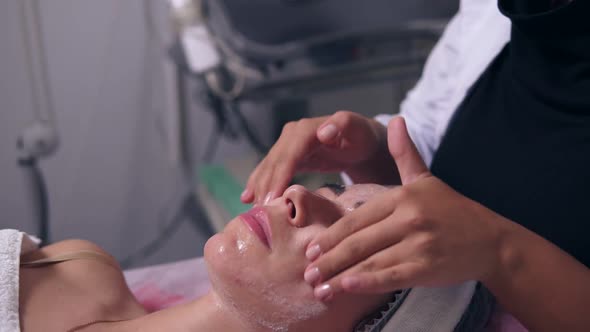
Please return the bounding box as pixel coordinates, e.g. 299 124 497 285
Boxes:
16 0 60 244
17 123 57 244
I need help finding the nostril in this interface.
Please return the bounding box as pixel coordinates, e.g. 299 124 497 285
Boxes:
287 199 296 219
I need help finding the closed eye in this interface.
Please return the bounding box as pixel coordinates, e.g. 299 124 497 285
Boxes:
353 201 365 209
320 183 346 197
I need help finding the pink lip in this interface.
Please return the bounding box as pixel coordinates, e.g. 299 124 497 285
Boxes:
240 207 272 248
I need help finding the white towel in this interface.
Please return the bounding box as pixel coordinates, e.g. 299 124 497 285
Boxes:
0 229 39 332
382 281 477 332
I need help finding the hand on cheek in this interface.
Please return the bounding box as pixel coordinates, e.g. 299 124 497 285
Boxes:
304 117 504 301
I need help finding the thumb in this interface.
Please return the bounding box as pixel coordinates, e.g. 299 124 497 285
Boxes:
387 117 429 185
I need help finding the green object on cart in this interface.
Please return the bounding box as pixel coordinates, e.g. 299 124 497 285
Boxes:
199 165 250 218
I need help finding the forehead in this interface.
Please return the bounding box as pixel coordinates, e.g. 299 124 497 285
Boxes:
315 184 388 210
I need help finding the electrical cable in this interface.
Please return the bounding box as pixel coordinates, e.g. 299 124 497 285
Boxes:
199 87 232 161
169 0 262 101
204 69 246 101
18 0 57 125
17 0 59 245
119 190 192 269
116 2 194 268
17 157 50 244
30 161 50 244
18 0 43 123
200 32 264 101
202 124 221 162
227 101 270 154
195 82 237 161
199 86 270 160
30 0 57 125
164 0 270 158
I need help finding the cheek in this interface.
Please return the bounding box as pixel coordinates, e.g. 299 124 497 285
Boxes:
262 232 319 300
204 227 265 282
204 232 271 313
206 231 329 330
274 225 329 283
205 227 313 293
269 232 313 283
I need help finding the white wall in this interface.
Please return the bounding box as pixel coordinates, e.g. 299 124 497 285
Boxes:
0 0 224 266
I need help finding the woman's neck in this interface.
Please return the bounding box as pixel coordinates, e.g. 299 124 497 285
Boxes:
167 293 250 331
104 292 253 332
102 291 352 332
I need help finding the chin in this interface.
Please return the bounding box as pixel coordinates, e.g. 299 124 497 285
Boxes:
204 230 252 284
203 233 229 267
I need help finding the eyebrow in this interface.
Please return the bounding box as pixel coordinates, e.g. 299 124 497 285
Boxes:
320 183 346 196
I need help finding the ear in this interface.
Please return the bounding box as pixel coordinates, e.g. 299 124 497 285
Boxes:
387 117 430 185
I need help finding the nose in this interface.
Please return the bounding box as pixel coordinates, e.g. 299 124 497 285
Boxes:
282 185 342 228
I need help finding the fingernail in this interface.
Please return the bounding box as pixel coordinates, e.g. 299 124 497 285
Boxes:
342 276 360 290
240 189 251 200
306 244 322 261
318 124 338 141
304 267 321 285
263 192 274 205
314 284 333 301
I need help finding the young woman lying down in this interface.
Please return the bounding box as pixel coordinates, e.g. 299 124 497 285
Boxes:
13 184 492 332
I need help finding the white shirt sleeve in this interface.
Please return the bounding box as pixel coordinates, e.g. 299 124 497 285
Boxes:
376 0 511 167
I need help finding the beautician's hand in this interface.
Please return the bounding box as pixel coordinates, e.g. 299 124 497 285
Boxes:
241 111 398 204
304 117 505 300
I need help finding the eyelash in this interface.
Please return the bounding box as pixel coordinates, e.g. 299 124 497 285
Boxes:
321 183 346 196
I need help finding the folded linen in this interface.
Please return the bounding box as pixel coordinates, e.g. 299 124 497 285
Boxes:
381 281 480 332
0 229 39 332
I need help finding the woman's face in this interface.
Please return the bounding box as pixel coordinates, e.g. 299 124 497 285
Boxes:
204 184 390 331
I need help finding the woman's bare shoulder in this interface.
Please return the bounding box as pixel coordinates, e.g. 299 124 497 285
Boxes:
19 239 146 332
21 239 114 262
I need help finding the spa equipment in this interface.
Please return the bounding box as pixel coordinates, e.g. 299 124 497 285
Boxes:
168 0 458 231
168 0 458 156
16 0 60 245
